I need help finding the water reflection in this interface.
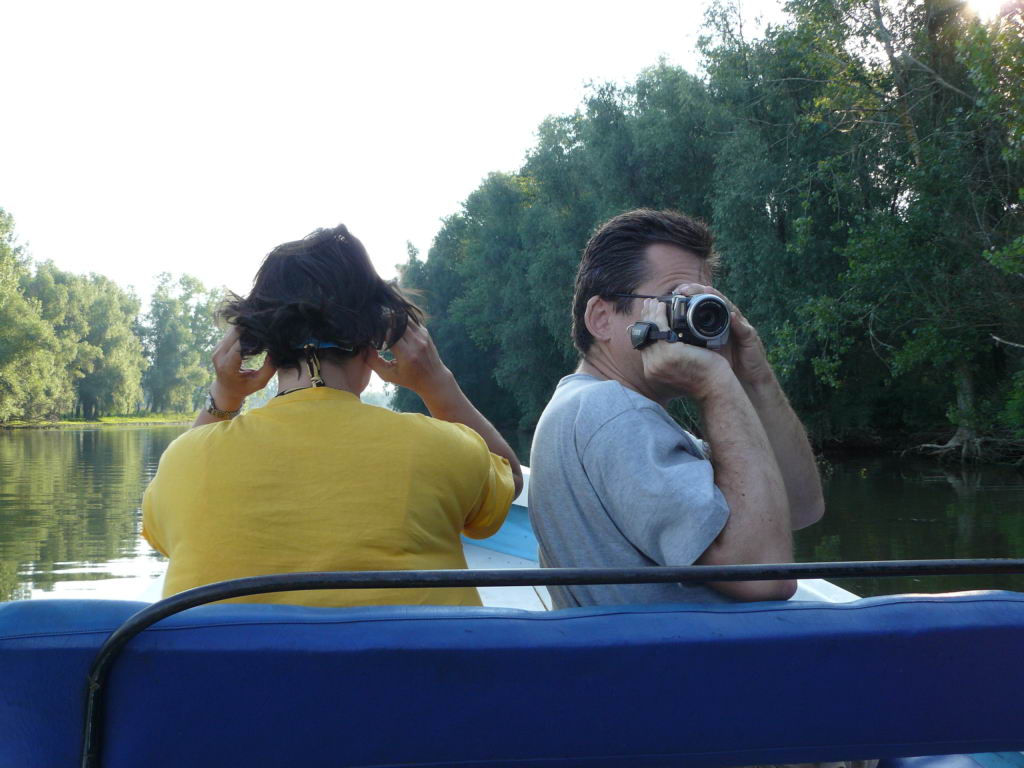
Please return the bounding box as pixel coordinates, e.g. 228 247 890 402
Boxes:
796 456 1024 596
0 426 185 602
0 428 1022 602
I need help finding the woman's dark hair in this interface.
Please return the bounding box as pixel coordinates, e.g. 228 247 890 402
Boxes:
222 224 423 368
571 209 717 356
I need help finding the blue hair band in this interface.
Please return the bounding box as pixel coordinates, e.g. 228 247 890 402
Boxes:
300 339 354 351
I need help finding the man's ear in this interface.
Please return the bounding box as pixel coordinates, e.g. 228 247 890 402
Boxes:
584 295 615 344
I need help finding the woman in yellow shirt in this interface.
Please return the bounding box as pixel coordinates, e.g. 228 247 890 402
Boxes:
142 224 522 607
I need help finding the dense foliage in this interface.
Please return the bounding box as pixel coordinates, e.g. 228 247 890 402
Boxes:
0 209 221 422
395 0 1024 462
3 1 1022 462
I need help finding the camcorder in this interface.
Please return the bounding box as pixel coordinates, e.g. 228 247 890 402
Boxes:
627 293 731 350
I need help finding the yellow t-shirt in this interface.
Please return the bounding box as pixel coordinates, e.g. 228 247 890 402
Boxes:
142 387 514 607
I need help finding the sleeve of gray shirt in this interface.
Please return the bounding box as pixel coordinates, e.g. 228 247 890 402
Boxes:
580 405 730 566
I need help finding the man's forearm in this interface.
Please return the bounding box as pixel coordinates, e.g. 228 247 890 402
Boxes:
743 372 824 530
701 375 793 564
697 374 795 601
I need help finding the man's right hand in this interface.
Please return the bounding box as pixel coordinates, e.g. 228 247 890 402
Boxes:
637 298 734 402
638 298 796 601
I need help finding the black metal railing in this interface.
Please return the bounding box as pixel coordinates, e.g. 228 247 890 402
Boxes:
81 558 1024 767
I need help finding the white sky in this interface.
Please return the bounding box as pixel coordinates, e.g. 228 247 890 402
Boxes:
2 0 790 301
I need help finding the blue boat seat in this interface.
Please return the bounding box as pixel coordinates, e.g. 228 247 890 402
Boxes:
2 591 1023 767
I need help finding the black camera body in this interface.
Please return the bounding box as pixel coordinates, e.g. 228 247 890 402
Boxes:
628 293 731 350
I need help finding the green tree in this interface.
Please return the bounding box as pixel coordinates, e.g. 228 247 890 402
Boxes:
382 0 1023 463
394 231 521 430
0 210 69 422
783 0 1024 458
79 277 146 417
448 173 577 429
142 273 220 413
23 263 146 419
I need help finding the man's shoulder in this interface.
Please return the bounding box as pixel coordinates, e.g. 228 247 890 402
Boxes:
537 374 706 461
544 374 659 419
536 374 668 448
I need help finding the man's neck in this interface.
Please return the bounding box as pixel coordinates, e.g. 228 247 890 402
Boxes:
576 358 608 382
577 352 667 407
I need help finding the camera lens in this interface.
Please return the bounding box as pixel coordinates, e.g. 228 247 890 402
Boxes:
690 297 729 337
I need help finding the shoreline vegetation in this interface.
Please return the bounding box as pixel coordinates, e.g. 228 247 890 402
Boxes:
389 2 1024 467
2 2 1023 465
1 413 194 430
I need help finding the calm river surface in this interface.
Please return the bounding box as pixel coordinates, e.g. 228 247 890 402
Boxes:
1 426 1023 603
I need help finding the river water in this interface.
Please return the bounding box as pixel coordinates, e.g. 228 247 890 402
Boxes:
1 426 1022 603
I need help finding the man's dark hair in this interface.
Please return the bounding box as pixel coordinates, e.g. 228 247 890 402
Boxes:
571 209 717 356
222 224 423 368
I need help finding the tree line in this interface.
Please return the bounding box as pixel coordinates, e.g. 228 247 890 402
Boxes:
3 1 1022 462
0 208 221 422
394 0 1024 463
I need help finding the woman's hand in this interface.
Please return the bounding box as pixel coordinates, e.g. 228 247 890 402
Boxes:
365 321 455 401
368 319 524 496
209 327 277 410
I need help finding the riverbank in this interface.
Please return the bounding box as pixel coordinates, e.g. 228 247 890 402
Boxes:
0 413 192 430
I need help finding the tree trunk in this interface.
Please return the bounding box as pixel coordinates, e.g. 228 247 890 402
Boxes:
871 0 923 168
950 360 981 462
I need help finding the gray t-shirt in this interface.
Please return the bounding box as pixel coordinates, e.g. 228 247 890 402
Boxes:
529 373 731 608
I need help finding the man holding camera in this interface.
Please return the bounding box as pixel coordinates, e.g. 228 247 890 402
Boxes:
528 208 825 607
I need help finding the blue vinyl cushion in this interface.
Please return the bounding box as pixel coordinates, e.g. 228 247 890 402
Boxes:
2 591 1023 767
